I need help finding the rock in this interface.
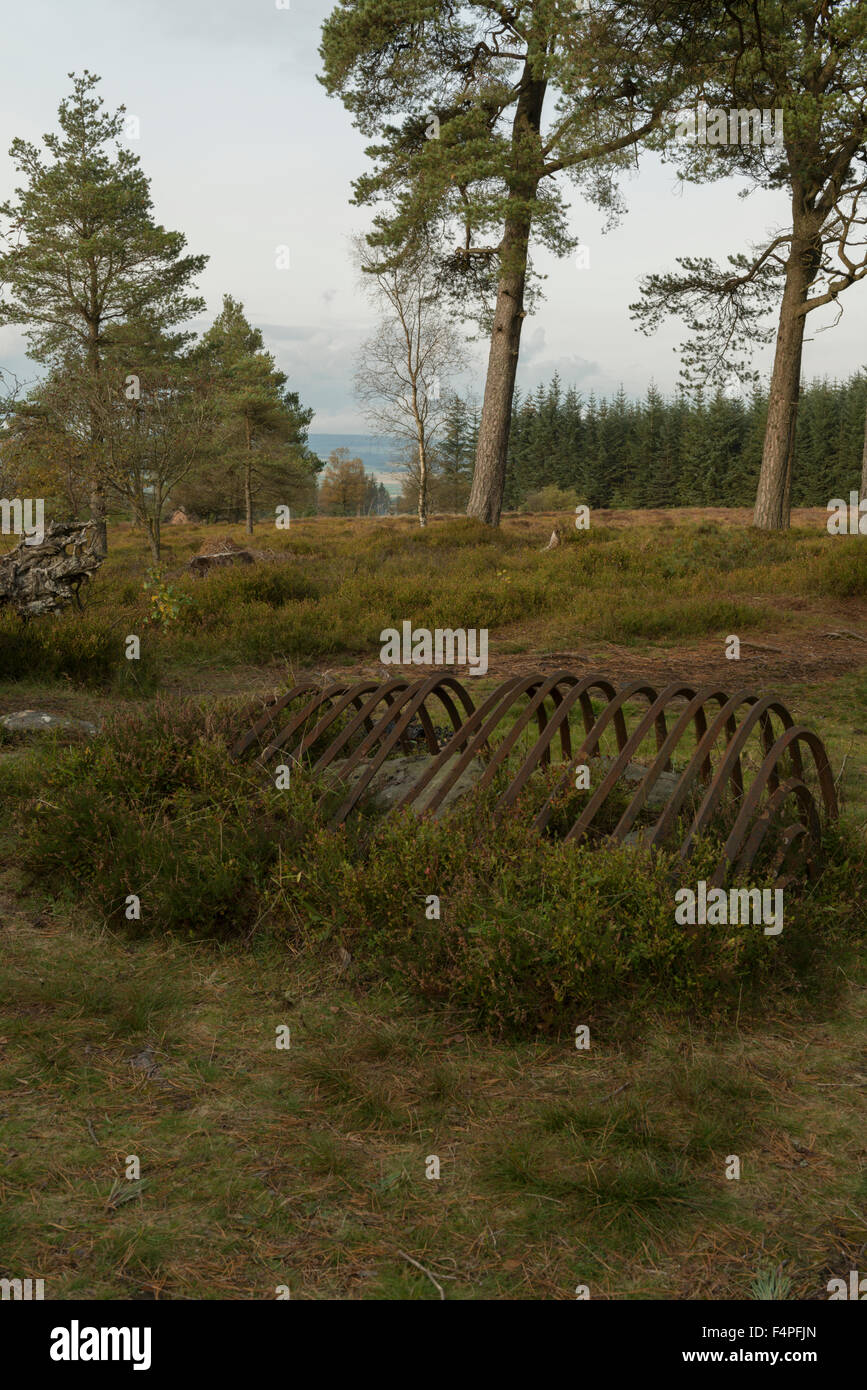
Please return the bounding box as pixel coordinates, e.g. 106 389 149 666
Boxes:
595 756 688 812
334 752 486 818
130 1046 160 1078
1 709 97 736
327 751 697 825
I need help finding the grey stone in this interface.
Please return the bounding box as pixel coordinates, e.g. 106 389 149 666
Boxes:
333 752 485 819
328 751 697 824
1 709 98 736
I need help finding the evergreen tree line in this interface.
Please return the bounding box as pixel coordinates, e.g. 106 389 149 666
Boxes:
408 373 866 514
493 373 867 512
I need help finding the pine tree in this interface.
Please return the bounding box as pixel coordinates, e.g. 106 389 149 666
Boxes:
0 72 207 553
632 2 867 529
320 1 707 525
194 295 318 532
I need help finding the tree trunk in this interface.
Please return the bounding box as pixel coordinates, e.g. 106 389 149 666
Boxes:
244 417 254 535
0 521 103 618
412 383 428 527
466 60 546 527
86 300 108 557
861 380 867 503
89 482 108 557
753 223 817 530
147 513 161 564
417 432 428 527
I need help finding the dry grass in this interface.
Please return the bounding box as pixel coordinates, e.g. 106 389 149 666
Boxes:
1 867 864 1301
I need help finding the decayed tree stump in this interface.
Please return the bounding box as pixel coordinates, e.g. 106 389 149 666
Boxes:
0 521 104 619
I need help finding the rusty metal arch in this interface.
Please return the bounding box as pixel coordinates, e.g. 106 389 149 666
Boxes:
231 672 838 885
397 672 620 820
262 681 398 764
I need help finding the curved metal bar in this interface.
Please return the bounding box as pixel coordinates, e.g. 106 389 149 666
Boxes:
311 681 415 771
711 775 821 889
477 672 594 794
263 682 380 762
331 673 489 824
678 699 803 860
564 683 698 845
527 680 661 838
607 686 732 845
495 676 622 823
390 676 535 816
647 691 766 849
230 673 837 886
232 680 346 760
417 673 619 821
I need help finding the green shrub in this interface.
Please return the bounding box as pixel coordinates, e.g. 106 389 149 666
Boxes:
520 484 583 513
12 704 863 1028
0 613 159 691
284 800 860 1031
16 700 315 937
816 540 867 597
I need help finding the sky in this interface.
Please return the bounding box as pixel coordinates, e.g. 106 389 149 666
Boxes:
1 0 865 436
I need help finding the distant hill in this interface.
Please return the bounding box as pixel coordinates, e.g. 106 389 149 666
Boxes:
308 434 406 496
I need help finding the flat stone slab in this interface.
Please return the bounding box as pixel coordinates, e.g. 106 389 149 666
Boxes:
595 756 687 812
330 751 697 823
333 753 485 819
1 709 98 735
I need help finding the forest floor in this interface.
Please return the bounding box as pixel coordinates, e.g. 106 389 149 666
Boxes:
0 507 864 1299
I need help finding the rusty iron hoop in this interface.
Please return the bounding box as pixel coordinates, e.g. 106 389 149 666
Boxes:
232 672 838 885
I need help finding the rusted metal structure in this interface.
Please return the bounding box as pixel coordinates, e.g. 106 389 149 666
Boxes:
233 672 838 886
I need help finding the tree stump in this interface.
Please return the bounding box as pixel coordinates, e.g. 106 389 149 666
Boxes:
0 521 104 619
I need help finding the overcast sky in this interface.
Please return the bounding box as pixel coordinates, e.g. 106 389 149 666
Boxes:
1 0 865 432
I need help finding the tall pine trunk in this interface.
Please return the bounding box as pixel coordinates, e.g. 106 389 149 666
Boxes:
244 416 254 536
87 318 108 556
861 380 867 503
466 60 546 527
753 218 818 530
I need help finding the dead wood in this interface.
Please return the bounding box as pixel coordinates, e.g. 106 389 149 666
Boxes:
0 521 104 619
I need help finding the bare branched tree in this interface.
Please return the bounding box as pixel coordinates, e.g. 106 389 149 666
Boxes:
353 238 465 526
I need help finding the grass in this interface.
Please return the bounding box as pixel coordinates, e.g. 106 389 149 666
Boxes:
1 890 863 1300
0 508 865 1300
0 511 864 684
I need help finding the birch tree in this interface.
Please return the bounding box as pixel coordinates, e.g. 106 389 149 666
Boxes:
354 242 465 526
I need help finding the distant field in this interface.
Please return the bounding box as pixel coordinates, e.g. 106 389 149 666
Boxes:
1 507 864 1300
